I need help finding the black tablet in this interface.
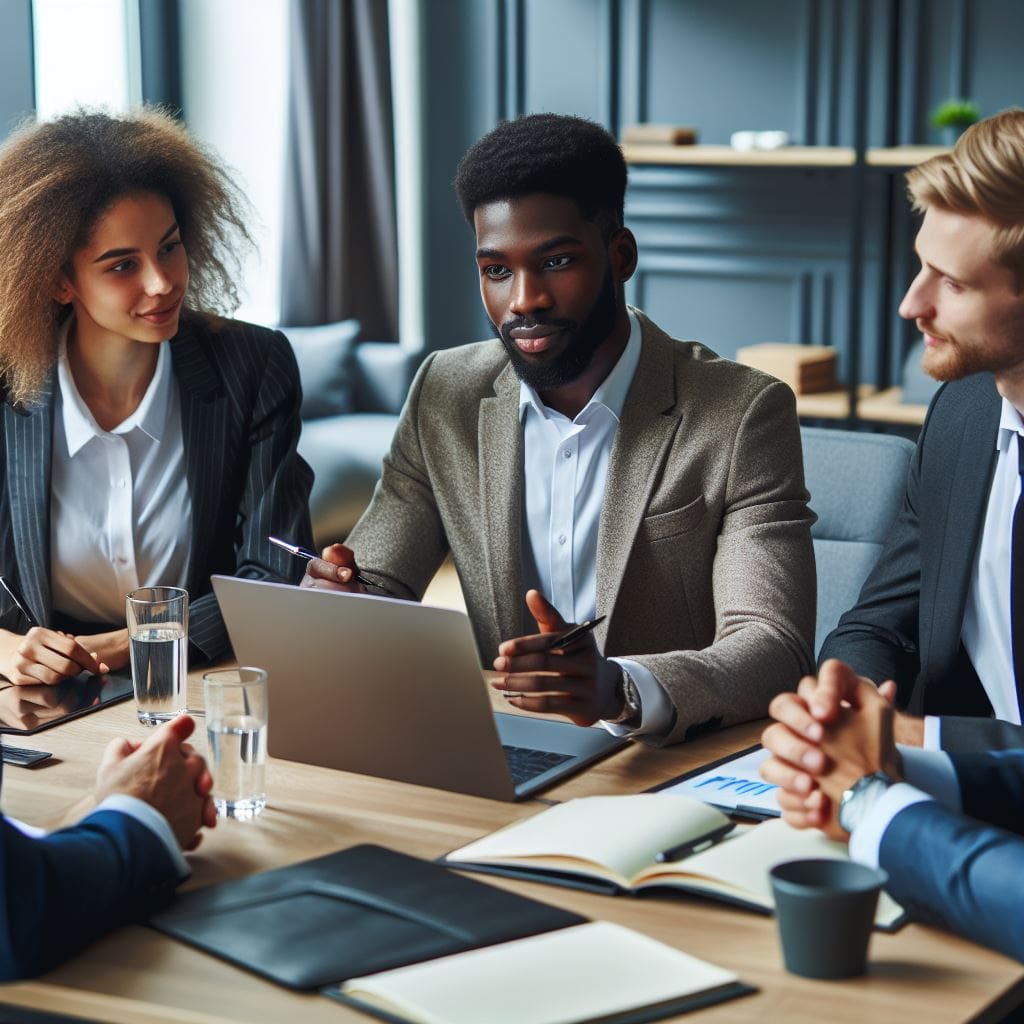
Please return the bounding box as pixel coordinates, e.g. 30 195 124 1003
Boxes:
0 669 133 734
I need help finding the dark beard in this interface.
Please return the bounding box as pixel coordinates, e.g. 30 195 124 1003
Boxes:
495 268 618 390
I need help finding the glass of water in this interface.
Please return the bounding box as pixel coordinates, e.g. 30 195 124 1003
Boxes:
203 667 268 820
125 587 188 727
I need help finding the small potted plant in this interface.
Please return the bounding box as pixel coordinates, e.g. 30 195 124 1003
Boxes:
931 99 980 144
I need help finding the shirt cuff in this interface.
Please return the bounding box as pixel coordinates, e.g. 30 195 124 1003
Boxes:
922 715 942 750
848 783 934 868
91 794 190 880
601 658 673 737
5 816 45 839
897 745 961 810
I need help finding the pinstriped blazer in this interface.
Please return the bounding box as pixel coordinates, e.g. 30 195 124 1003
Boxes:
0 315 314 662
347 309 816 745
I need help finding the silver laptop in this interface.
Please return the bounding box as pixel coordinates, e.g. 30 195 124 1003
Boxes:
211 576 626 801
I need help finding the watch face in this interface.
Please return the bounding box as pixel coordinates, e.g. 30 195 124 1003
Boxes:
839 772 892 833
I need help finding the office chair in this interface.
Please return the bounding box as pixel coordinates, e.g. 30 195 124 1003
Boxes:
801 426 916 657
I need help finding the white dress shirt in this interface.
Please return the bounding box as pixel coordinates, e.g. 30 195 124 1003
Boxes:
519 311 672 736
925 398 1024 747
50 328 191 626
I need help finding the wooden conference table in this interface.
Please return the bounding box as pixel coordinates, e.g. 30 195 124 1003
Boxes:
0 672 1022 1024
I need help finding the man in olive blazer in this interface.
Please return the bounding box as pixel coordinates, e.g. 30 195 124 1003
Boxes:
345 307 815 744
308 113 815 744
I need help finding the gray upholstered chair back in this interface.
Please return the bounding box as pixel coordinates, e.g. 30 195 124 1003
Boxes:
801 426 916 657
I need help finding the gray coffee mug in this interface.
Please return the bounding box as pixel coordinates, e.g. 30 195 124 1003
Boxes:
770 858 888 979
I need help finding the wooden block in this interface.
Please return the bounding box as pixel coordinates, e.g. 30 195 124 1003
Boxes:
735 343 838 394
620 123 698 146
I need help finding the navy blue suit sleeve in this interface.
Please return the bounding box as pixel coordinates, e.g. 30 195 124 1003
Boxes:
948 750 1024 836
880 800 1024 961
0 810 180 980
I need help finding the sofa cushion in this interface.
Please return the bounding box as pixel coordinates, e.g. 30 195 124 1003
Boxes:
298 412 400 545
281 319 361 420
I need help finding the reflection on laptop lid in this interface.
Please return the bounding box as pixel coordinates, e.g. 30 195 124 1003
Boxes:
211 576 626 801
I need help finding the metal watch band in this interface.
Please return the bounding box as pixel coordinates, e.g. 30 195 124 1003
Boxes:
838 770 895 834
607 667 641 727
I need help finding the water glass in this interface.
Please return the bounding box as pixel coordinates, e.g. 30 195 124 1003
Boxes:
126 587 188 726
203 667 268 820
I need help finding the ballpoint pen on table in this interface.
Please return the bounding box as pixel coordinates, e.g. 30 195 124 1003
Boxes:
655 822 736 863
268 537 392 593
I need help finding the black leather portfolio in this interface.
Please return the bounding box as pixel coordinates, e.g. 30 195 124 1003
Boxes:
150 844 585 990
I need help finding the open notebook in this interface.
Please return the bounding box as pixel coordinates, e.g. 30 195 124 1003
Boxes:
443 793 905 930
329 921 755 1024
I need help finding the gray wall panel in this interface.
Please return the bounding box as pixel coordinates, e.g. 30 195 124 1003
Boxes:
418 0 1024 393
0 0 34 139
522 0 610 122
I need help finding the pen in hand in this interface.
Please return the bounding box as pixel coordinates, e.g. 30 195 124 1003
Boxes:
0 575 39 628
268 537 391 593
543 615 606 651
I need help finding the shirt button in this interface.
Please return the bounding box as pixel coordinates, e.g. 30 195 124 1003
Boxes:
562 449 573 459
558 534 567 545
116 556 128 565
117 478 127 489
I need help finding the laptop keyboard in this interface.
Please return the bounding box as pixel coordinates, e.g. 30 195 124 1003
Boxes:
502 745 574 786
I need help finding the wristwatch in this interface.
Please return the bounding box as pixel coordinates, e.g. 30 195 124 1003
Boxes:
838 771 895 834
606 667 641 727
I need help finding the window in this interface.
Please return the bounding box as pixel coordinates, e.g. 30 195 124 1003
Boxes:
33 0 140 118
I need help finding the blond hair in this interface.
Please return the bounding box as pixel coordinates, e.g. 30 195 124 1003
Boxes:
907 107 1024 285
0 107 254 405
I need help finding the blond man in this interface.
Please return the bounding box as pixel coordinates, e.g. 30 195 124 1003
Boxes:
820 108 1024 751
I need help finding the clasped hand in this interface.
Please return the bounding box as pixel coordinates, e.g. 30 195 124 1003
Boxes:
759 659 903 840
489 590 621 726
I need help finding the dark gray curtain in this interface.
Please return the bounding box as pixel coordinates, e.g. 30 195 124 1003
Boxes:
280 0 398 338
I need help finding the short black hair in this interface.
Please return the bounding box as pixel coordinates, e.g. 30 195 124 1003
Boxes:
454 113 627 235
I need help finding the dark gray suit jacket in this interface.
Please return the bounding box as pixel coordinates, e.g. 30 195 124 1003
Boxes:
821 372 1024 750
347 309 816 744
0 315 314 662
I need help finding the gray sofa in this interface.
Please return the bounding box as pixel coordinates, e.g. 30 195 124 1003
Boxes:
282 320 416 547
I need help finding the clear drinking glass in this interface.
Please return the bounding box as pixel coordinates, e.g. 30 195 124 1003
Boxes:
203 667 268 820
125 587 188 726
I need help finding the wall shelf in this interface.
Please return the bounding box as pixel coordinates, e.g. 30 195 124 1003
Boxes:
865 145 951 167
622 144 856 167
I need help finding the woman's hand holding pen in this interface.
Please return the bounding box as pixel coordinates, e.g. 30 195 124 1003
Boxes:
300 543 367 594
490 590 621 727
0 626 108 686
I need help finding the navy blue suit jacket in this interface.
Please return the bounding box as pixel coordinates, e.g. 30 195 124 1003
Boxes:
0 746 181 980
821 372 1024 750
0 315 314 662
881 750 1024 960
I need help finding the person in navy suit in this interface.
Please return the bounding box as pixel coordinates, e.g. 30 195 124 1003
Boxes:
0 109 313 689
0 714 216 979
820 108 1024 752
761 661 1024 959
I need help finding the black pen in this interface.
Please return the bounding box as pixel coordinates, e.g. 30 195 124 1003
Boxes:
268 537 391 593
655 822 735 863
0 575 38 628
543 615 606 651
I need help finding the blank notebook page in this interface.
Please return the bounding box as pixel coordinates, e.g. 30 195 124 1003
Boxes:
339 920 739 1024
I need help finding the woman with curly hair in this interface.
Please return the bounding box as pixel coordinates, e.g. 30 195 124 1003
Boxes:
0 108 313 691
